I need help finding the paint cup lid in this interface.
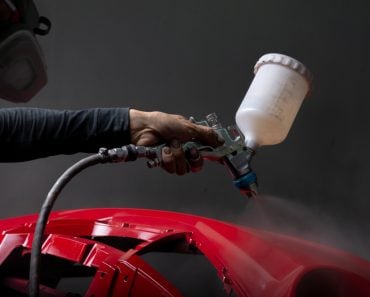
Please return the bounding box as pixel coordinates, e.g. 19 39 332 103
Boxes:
254 53 313 86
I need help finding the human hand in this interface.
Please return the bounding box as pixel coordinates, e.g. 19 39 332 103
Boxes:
129 109 224 175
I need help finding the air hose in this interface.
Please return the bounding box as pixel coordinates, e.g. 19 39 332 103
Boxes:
29 145 157 297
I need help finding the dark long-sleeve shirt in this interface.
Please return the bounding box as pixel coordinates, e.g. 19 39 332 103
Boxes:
0 107 131 162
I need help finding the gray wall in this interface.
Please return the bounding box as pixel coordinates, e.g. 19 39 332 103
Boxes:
1 0 370 260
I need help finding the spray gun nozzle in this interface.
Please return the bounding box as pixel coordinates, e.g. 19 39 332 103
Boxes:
233 171 258 198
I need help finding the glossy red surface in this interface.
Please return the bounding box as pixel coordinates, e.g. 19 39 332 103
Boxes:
0 208 369 296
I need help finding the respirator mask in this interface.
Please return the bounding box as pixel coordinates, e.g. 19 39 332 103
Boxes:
0 0 51 102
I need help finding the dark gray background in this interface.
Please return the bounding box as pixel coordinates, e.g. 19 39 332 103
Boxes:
1 0 370 261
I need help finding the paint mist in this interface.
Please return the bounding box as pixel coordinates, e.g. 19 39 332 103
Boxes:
235 195 370 261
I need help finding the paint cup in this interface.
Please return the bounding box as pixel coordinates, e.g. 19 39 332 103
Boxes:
235 53 312 150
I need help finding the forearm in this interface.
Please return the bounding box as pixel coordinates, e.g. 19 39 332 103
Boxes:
0 107 131 162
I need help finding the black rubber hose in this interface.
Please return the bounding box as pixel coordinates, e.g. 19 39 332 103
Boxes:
29 152 109 297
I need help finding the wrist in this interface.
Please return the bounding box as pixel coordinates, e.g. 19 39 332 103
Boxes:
129 109 151 144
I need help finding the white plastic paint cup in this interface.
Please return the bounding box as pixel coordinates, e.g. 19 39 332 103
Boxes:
235 53 312 150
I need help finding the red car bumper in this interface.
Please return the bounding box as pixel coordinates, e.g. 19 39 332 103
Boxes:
0 208 369 297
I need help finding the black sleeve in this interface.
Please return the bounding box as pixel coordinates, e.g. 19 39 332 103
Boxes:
0 107 131 162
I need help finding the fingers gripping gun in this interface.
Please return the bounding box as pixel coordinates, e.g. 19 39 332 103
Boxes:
148 113 258 197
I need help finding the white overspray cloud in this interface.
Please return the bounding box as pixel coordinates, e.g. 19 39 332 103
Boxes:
234 195 370 261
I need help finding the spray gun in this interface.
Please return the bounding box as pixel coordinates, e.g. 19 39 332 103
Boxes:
83 53 312 201
145 53 312 197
